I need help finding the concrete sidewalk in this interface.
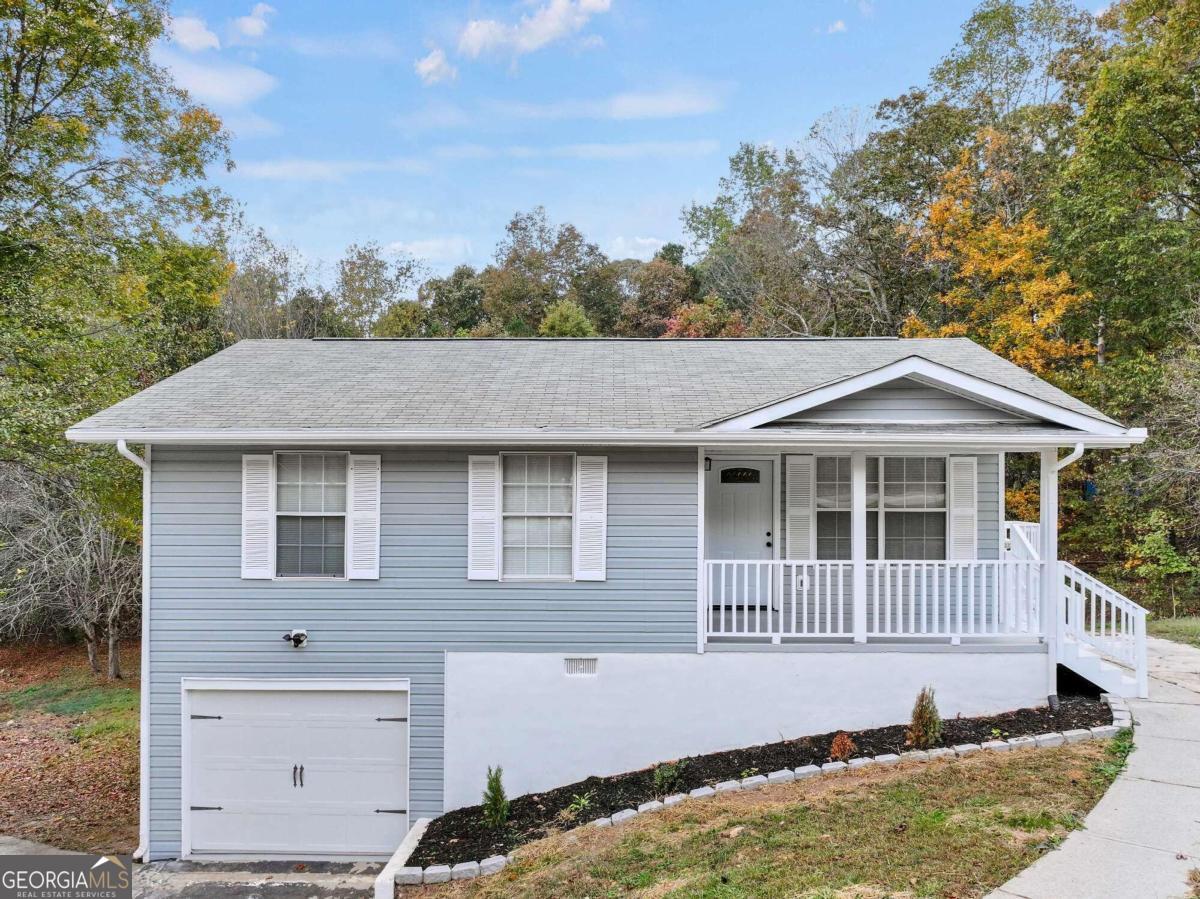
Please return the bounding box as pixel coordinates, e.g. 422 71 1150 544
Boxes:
990 636 1200 899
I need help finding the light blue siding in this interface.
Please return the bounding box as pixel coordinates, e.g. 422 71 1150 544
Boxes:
147 446 697 859
779 377 1025 423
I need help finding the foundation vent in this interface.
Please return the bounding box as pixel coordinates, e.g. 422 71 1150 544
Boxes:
564 657 598 677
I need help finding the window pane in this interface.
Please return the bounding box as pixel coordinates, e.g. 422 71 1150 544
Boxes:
324 484 346 512
527 454 549 483
276 544 300 575
323 454 346 483
503 517 525 545
503 455 526 484
547 547 572 576
527 547 549 577
277 484 300 514
300 484 323 513
277 454 301 483
300 453 324 483
526 517 548 544
816 457 838 481
503 485 526 514
548 455 573 484
277 516 301 544
926 458 946 482
548 486 573 513
905 457 925 481
526 485 549 513
502 548 525 576
548 517 572 544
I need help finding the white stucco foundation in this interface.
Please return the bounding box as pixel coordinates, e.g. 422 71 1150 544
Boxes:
443 647 1046 810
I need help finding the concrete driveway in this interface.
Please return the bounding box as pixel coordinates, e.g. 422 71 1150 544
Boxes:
133 860 379 898
991 635 1200 899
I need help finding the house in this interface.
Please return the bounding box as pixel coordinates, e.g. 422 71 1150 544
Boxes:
67 337 1150 863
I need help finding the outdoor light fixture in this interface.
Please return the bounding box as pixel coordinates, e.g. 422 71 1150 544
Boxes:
282 629 308 648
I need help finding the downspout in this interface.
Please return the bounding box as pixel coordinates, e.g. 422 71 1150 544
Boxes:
117 440 151 863
1056 442 1084 473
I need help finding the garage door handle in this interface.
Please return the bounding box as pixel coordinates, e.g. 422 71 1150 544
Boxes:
299 765 304 788
191 806 222 811
375 809 407 814
293 764 298 788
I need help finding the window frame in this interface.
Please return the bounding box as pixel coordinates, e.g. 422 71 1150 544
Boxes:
272 450 350 581
811 453 950 561
498 451 577 583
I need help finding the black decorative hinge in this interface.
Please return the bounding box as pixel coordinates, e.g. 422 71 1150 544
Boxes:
190 806 223 811
374 809 407 814
190 714 222 720
375 717 408 722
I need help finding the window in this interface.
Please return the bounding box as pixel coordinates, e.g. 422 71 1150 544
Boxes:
812 456 950 560
882 457 946 560
815 457 879 560
502 454 574 579
275 452 347 577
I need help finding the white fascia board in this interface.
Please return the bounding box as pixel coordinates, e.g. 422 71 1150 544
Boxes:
704 356 1127 435
65 426 1147 449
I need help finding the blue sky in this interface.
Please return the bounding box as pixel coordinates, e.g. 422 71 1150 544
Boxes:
160 0 981 277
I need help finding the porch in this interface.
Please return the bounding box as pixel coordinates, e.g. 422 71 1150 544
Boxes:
696 449 1149 697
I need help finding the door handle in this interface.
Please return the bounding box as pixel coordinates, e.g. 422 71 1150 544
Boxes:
293 764 298 787
299 765 304 788
766 541 772 548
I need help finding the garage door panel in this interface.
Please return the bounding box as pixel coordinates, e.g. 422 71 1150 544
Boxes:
186 684 408 858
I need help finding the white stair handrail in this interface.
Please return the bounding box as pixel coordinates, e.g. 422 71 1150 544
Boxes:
1059 560 1148 697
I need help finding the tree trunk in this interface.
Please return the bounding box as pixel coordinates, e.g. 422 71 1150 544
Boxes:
82 621 100 674
107 629 122 680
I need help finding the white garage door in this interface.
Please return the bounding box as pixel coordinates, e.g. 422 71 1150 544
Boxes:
184 681 409 858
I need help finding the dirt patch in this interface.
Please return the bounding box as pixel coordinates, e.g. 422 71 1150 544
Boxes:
0 642 139 854
409 695 1111 868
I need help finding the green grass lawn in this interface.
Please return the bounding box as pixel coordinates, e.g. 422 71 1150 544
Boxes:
1148 616 1200 650
417 735 1132 899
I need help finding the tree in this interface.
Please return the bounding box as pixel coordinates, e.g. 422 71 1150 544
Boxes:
538 299 596 337
421 265 484 335
616 257 694 337
902 131 1091 373
374 300 428 337
663 295 745 338
333 242 422 337
0 465 139 678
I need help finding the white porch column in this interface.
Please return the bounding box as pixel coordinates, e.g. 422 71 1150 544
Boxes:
1039 449 1059 696
851 451 867 643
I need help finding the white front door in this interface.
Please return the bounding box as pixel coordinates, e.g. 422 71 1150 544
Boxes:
185 684 409 859
705 460 775 560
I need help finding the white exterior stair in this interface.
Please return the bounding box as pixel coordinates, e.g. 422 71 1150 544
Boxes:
1005 522 1149 699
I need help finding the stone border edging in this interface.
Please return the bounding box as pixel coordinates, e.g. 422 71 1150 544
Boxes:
395 699 1130 889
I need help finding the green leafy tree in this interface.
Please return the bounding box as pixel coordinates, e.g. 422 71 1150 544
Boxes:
333 242 422 337
420 265 485 335
538 299 596 337
374 300 428 338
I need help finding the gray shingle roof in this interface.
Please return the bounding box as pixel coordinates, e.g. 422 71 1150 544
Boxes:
68 337 1120 435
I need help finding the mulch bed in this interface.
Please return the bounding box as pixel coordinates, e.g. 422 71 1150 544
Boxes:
409 695 1112 868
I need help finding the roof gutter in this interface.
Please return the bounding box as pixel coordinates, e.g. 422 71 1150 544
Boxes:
116 440 151 863
68 427 1149 450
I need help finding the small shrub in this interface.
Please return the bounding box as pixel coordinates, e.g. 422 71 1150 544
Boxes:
739 767 759 779
481 765 509 829
907 686 943 750
652 760 687 795
829 732 857 762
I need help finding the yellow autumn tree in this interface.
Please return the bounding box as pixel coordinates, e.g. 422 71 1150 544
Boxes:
902 130 1091 374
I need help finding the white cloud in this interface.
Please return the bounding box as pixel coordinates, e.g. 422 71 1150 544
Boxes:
414 47 457 86
222 111 281 137
170 15 220 52
285 33 402 59
232 3 275 39
493 85 725 121
856 1 875 15
395 102 471 133
235 156 430 181
432 139 719 162
158 49 277 107
827 19 847 33
458 0 611 58
608 236 665 260
387 236 473 264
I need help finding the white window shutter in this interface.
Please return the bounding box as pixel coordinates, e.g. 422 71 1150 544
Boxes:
467 455 501 580
347 454 382 579
241 455 274 579
574 456 608 581
948 456 978 560
785 455 815 560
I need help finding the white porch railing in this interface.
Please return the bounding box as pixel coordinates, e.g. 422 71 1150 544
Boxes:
704 560 853 639
1004 521 1040 561
1060 560 1148 694
703 559 1042 643
868 560 1042 638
